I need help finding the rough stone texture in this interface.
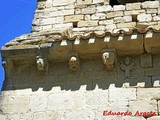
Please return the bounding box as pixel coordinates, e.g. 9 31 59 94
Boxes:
1 0 160 120
147 116 160 120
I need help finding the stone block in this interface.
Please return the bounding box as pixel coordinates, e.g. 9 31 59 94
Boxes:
108 101 129 112
47 92 73 110
126 3 141 10
96 5 112 12
129 100 157 116
33 111 63 120
91 13 106 20
105 24 117 30
109 87 136 101
146 9 158 14
52 0 76 6
82 5 96 14
106 11 124 18
29 94 48 112
142 1 159 9
114 16 132 23
137 13 152 22
85 89 108 109
153 16 160 21
93 0 108 4
147 116 160 120
64 109 95 120
140 54 152 68
65 15 84 22
99 19 113 25
78 21 98 27
124 10 145 16
137 88 160 100
113 5 125 11
76 0 92 6
0 95 30 114
117 22 136 28
20 112 34 120
152 76 160 87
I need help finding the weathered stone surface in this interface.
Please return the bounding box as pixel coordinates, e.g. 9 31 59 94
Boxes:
77 21 98 27
76 0 92 6
99 19 113 25
137 88 160 100
113 5 125 11
137 13 152 22
29 94 48 112
65 15 84 22
81 5 96 14
124 10 145 16
52 0 76 6
96 5 112 12
147 116 160 120
91 13 106 20
109 87 136 101
114 16 132 23
64 109 95 120
140 54 152 68
142 1 159 9
126 3 141 10
129 100 157 115
106 11 124 18
85 89 108 109
117 22 136 28
0 95 30 114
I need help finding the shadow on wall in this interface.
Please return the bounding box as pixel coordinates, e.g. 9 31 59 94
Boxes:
2 54 159 92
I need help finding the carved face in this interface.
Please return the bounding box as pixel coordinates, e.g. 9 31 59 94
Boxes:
37 58 45 71
102 52 115 64
69 56 79 71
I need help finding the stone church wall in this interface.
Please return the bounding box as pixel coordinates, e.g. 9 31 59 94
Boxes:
0 55 160 119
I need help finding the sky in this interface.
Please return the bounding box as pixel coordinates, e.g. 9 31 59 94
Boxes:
0 0 37 90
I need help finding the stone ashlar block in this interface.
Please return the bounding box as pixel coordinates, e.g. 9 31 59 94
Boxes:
81 5 96 14
109 87 136 101
96 5 112 12
91 13 106 20
106 11 124 18
142 1 160 9
77 21 98 27
126 3 141 10
65 15 84 22
117 22 136 28
52 0 76 6
137 13 152 22
113 5 125 11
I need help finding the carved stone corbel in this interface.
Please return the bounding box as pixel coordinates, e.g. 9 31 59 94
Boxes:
68 52 80 72
102 48 116 70
36 55 48 72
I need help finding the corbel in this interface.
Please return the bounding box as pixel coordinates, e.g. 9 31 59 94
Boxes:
101 48 116 70
36 55 48 72
68 51 80 72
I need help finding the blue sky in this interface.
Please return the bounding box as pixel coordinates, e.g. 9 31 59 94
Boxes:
0 0 36 90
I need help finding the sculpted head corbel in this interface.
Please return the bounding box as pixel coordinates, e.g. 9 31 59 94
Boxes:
102 48 116 70
36 55 48 72
68 52 80 72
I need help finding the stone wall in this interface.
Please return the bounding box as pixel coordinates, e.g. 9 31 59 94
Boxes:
32 0 160 32
0 55 160 119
